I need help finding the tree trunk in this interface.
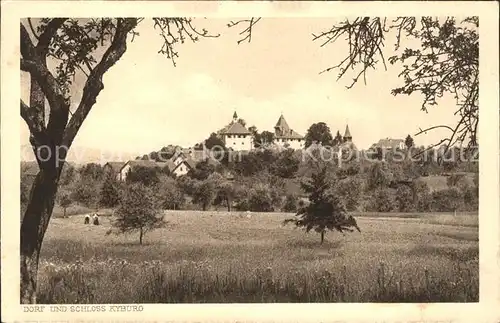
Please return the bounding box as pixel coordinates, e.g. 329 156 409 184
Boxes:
20 168 59 304
139 228 143 245
320 231 325 244
63 207 67 218
226 197 231 212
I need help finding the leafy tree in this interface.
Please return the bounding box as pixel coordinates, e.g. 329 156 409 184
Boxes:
282 194 298 213
233 152 266 177
260 131 275 146
57 191 72 218
19 17 221 302
188 159 217 180
79 163 105 182
367 188 395 212
204 132 226 150
237 118 247 127
446 173 468 188
217 180 238 212
270 149 300 178
110 183 165 244
332 130 343 146
158 177 185 210
283 166 360 244
335 177 363 211
304 122 333 148
59 163 76 186
100 173 121 208
431 188 464 212
414 181 432 212
192 178 218 211
405 135 414 149
366 162 391 190
71 179 101 210
176 175 197 196
247 183 280 212
395 185 415 212
126 166 160 186
461 184 479 212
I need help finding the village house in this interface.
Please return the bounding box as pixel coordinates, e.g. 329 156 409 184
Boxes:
103 161 126 181
273 114 304 150
371 138 406 150
117 155 198 181
217 112 253 151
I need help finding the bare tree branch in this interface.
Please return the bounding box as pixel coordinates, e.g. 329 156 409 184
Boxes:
227 17 261 44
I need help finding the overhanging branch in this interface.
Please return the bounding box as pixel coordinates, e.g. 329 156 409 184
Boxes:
62 18 139 150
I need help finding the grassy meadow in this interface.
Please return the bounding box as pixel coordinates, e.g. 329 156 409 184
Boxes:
38 209 479 303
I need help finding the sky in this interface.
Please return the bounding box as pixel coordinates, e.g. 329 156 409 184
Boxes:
20 18 459 163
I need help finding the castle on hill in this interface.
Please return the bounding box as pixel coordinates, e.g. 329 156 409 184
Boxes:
216 111 355 152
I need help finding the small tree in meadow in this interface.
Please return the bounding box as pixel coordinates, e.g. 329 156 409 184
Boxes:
283 166 360 244
111 183 165 244
57 192 72 218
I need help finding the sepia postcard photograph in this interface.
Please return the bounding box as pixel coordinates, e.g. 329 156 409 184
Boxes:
1 1 499 322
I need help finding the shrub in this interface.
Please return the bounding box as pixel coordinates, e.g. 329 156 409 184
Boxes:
367 188 395 212
282 194 298 213
431 188 464 212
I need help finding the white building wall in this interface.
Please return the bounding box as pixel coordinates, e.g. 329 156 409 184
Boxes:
223 134 253 151
274 138 304 150
173 162 190 177
119 164 132 181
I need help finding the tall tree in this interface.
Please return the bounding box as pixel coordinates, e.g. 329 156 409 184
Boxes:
304 122 334 148
283 166 360 244
332 130 343 147
100 173 121 208
405 135 414 149
19 17 218 303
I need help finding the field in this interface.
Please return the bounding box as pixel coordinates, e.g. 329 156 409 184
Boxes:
37 210 479 303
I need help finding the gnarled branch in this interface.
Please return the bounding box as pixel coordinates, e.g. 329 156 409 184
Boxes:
61 18 139 151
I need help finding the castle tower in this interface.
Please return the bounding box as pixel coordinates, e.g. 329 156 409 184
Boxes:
343 124 352 142
232 111 238 123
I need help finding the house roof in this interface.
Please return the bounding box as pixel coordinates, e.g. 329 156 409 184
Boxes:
276 129 304 139
344 125 352 138
104 162 126 173
220 121 252 135
373 138 405 149
171 158 195 173
123 160 169 171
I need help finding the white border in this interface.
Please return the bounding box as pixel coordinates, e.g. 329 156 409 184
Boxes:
1 1 499 322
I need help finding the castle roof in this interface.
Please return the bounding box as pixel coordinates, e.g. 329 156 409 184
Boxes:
274 114 303 139
344 125 352 138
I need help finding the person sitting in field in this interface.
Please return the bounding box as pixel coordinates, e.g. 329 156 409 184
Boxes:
92 213 99 225
84 214 91 224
